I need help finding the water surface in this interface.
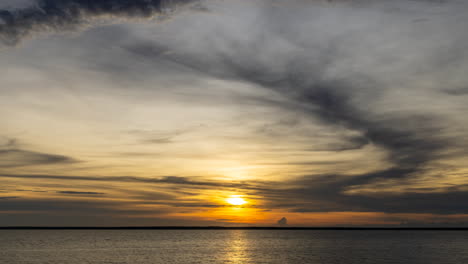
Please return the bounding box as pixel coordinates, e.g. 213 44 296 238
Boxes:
1 230 467 263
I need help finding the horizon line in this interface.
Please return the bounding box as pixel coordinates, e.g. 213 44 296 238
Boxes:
2 226 468 230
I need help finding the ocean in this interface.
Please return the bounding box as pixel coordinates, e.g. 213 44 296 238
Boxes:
1 230 467 263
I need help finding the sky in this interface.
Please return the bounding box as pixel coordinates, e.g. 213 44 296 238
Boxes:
1 0 468 227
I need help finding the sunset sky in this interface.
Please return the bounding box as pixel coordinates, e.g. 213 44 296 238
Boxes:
1 0 468 227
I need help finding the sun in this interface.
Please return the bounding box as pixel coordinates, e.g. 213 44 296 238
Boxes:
226 196 247 206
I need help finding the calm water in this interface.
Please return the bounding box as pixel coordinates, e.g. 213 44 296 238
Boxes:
1 230 467 263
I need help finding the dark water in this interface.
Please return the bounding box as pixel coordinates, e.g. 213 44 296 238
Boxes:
1 230 468 263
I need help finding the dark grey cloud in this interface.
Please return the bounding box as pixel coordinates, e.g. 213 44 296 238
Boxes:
166 202 223 208
0 138 76 168
0 196 235 226
123 41 170 59
127 189 175 201
250 173 468 215
0 149 76 168
280 187 468 215
0 0 196 45
57 191 105 195
445 87 468 95
16 189 48 193
0 198 167 216
277 217 287 226
0 196 18 200
0 173 268 191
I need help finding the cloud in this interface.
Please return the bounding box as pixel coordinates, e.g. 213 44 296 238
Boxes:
0 173 268 191
0 138 76 168
277 217 287 226
127 190 175 201
0 0 36 10
0 197 167 216
0 149 76 168
250 174 468 215
57 191 105 195
445 87 468 95
0 196 18 200
0 0 196 45
0 196 233 226
126 128 192 145
16 189 48 193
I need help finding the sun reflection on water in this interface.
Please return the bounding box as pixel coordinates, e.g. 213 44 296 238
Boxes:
223 230 252 264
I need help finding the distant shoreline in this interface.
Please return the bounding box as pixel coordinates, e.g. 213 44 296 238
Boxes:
1 227 468 230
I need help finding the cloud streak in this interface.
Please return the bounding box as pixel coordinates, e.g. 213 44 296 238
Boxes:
0 196 18 200
0 139 76 168
57 191 105 195
0 0 196 45
0 173 268 191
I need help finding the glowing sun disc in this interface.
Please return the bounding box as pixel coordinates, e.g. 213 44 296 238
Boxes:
226 197 247 206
